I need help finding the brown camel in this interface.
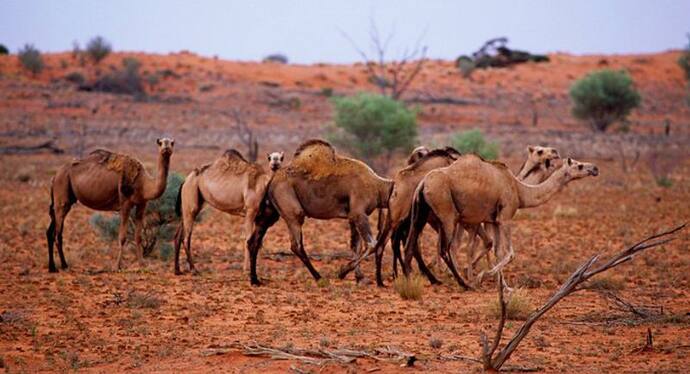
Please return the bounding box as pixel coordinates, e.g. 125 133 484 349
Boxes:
46 138 174 272
404 155 598 289
245 139 393 285
173 150 283 275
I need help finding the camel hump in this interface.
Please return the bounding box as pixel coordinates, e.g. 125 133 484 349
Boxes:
293 139 335 159
87 149 142 187
222 148 249 163
402 148 458 172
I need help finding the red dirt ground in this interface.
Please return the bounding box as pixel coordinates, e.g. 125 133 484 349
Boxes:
0 51 689 372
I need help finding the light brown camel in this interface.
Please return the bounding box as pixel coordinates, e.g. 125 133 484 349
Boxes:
404 155 598 290
46 138 174 272
173 150 283 275
406 146 430 165
245 139 393 285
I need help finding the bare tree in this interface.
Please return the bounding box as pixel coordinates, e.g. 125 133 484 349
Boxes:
340 19 428 100
226 108 258 162
480 223 685 371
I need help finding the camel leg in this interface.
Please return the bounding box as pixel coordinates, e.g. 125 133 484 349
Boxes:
437 215 473 290
183 221 197 275
133 202 147 266
390 223 405 278
48 201 71 272
247 204 279 285
173 223 184 275
243 209 259 277
403 190 441 285
476 222 502 286
348 222 365 282
46 210 57 273
175 185 201 275
116 203 133 271
285 217 321 281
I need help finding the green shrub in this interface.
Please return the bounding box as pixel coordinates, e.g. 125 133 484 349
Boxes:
328 93 417 168
18 44 44 76
0 44 9 55
569 69 641 132
86 36 111 64
450 129 499 160
90 173 186 260
678 34 690 82
456 55 475 78
64 72 85 85
263 53 288 64
91 57 144 95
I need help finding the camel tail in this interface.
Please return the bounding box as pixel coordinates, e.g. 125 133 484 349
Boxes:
175 180 184 217
404 182 431 273
46 182 56 247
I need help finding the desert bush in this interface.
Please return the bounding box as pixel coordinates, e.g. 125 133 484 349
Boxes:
456 55 476 78
678 34 690 81
583 276 624 291
18 44 44 76
487 288 533 320
429 337 443 349
647 149 680 188
126 291 163 309
450 129 499 160
569 69 641 132
320 87 334 97
64 72 85 85
263 53 288 64
328 93 417 170
90 57 144 95
90 173 185 260
0 44 8 55
86 36 112 64
393 275 424 301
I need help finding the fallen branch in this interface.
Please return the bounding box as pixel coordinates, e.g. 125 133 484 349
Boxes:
597 290 662 319
0 140 64 155
480 223 686 371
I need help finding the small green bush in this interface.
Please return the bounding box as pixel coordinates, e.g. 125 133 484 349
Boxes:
18 44 44 76
678 34 690 82
569 69 641 132
450 129 499 160
91 57 144 95
263 53 288 64
90 173 186 260
64 72 85 85
86 36 112 64
0 44 9 55
456 55 475 78
328 93 417 168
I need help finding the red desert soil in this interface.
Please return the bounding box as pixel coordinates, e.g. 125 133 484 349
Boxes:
0 51 689 372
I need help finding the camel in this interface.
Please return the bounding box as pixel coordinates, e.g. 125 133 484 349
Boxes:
244 139 393 285
46 138 175 272
406 146 430 165
404 155 598 290
173 150 283 275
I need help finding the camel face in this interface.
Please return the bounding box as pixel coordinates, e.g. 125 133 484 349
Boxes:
268 151 284 171
564 158 599 179
407 146 430 165
528 145 560 169
156 137 175 156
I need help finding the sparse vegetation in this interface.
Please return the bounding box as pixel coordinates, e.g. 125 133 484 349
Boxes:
488 288 533 320
126 291 163 309
647 149 680 188
678 34 690 81
18 44 44 76
0 44 8 55
569 69 641 132
263 53 288 64
328 93 417 171
450 129 499 160
429 337 443 349
90 173 185 260
64 71 85 85
86 36 112 64
392 275 424 301
88 57 144 96
583 276 624 291
456 55 476 78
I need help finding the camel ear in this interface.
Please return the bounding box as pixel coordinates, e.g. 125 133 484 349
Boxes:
267 153 271 161
528 146 535 154
567 158 573 166
279 152 284 161
156 138 162 146
170 139 175 147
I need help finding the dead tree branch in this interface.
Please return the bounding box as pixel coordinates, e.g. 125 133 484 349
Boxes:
225 108 258 162
0 140 64 155
480 223 686 371
339 19 428 100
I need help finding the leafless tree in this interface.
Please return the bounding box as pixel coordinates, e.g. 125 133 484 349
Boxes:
226 108 258 162
479 223 685 371
340 19 428 100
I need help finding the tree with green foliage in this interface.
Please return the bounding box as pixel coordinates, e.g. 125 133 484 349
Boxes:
18 44 44 76
678 34 690 81
90 173 188 261
86 36 112 64
328 93 418 170
0 44 9 55
569 69 641 132
450 129 500 160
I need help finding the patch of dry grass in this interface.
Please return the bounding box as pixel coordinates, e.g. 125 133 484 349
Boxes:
487 288 533 320
583 275 625 291
127 291 163 309
393 275 424 301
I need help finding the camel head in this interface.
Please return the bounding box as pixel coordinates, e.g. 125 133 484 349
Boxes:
156 137 175 157
268 151 284 171
407 146 430 165
527 145 560 169
561 158 599 181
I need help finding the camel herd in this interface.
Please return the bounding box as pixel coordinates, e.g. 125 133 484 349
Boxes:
46 137 599 290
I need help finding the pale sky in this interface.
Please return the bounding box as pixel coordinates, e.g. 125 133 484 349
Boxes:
1 0 688 64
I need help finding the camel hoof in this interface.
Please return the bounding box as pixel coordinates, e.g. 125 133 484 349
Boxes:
48 266 58 273
250 278 262 286
174 269 183 276
337 268 350 280
191 268 200 276
61 264 69 270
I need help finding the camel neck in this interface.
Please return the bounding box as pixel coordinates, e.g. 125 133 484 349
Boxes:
143 152 170 200
516 159 539 180
517 166 567 208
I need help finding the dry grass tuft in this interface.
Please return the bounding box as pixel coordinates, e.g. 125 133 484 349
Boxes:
429 337 443 349
553 204 579 218
584 276 625 291
316 278 330 288
127 292 163 309
393 275 424 301
488 288 533 320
